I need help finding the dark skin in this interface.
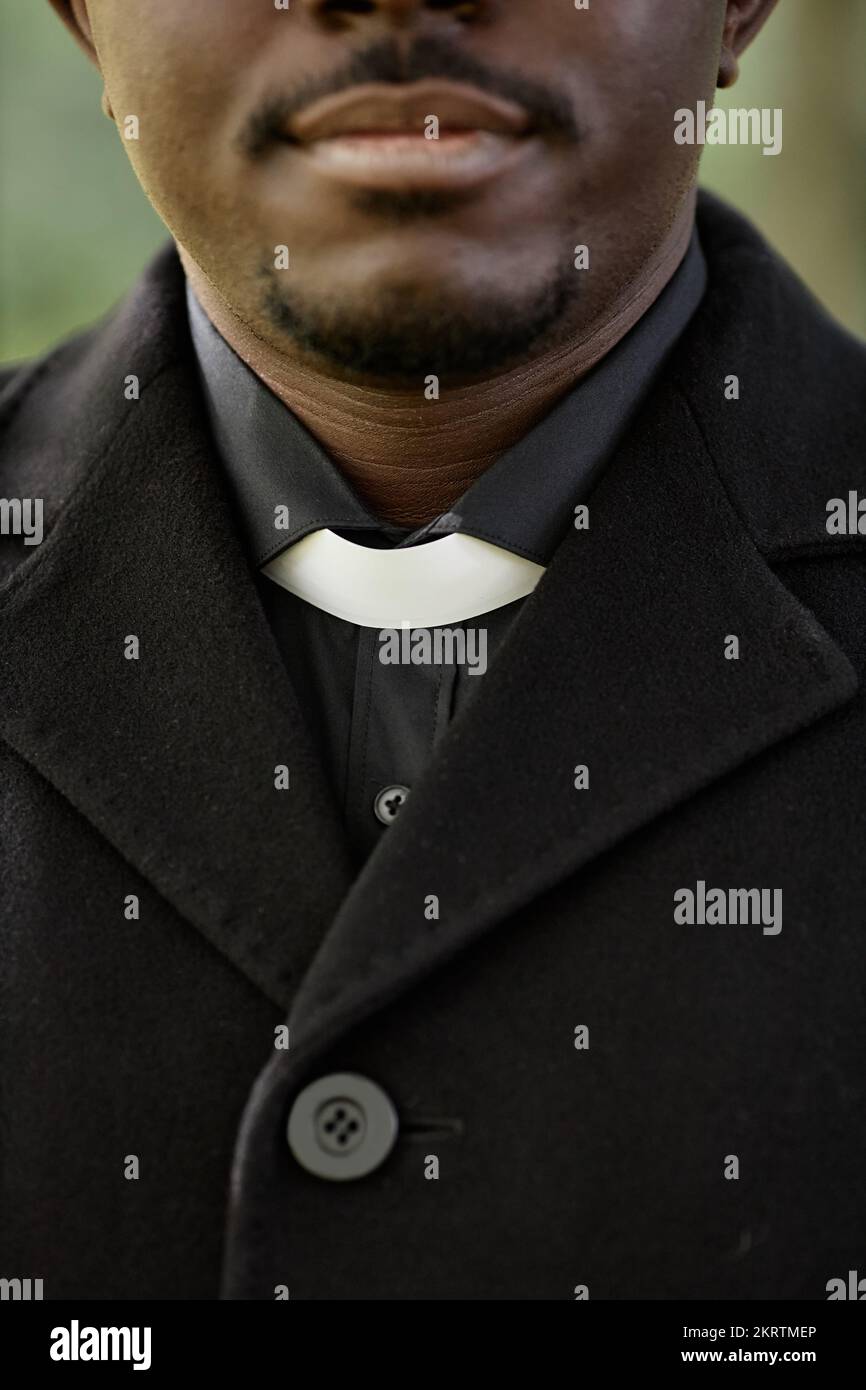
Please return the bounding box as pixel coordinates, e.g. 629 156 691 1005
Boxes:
52 0 777 526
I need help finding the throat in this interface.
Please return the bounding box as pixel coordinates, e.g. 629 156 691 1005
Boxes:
264 389 543 528
228 341 612 527
315 448 502 530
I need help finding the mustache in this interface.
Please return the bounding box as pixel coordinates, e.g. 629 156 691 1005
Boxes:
240 35 580 156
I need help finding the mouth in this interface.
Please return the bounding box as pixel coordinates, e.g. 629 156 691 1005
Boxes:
281 79 538 192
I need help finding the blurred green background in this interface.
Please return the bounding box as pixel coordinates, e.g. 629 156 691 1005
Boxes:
2 0 864 364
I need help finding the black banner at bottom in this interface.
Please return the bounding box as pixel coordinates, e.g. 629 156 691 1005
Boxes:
0 1299 861 1376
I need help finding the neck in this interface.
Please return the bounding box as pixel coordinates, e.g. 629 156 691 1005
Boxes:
181 201 695 528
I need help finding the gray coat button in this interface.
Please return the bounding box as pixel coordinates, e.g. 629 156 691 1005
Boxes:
287 1073 399 1181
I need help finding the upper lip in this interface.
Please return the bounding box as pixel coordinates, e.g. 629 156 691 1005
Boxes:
287 79 531 142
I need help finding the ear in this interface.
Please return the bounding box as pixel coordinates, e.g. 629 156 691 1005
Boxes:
48 1 116 117
718 0 780 89
47 0 99 66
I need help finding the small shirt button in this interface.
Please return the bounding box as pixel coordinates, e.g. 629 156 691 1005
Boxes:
287 1073 399 1181
374 784 410 826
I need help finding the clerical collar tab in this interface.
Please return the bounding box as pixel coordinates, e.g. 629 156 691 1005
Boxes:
262 528 545 628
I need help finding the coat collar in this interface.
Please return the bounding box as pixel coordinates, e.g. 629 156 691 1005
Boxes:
0 193 861 1029
0 255 356 1009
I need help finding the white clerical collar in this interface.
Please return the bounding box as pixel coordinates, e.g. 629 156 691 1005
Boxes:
262 528 545 629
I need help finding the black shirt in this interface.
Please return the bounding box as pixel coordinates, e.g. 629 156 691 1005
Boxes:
188 230 707 860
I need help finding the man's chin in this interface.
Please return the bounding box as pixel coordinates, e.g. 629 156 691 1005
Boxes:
261 274 576 383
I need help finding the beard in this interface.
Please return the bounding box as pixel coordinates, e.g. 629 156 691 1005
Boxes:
260 239 578 382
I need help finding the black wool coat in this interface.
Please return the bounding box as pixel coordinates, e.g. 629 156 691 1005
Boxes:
1 192 865 1300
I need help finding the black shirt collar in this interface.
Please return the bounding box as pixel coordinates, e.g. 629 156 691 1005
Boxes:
188 228 706 568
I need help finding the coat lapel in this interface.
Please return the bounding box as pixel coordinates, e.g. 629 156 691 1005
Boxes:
288 377 858 1048
0 253 354 1009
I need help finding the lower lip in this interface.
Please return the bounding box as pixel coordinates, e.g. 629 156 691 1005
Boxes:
293 130 535 192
